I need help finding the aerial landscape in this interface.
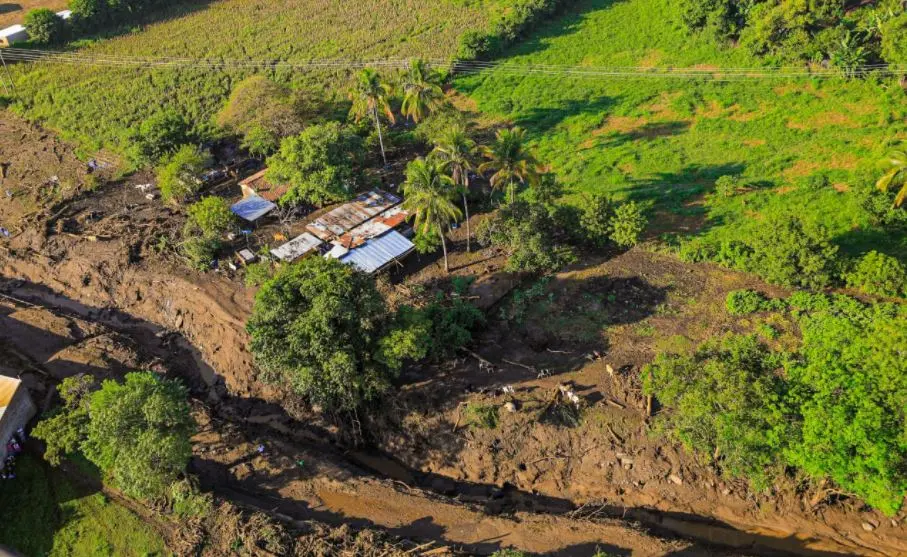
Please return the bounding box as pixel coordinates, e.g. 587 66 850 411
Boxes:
1 0 907 555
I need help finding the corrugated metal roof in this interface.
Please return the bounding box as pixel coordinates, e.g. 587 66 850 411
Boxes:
334 205 409 248
338 230 414 274
0 25 26 39
270 232 323 262
306 190 401 241
231 195 276 222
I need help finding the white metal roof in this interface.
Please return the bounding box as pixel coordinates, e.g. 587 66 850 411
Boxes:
231 195 276 222
56 10 72 19
337 230 415 274
0 25 26 39
270 232 323 262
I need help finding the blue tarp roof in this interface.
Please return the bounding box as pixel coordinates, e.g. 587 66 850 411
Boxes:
338 230 414 274
231 195 276 222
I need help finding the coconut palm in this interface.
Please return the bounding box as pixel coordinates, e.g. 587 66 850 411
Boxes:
402 157 462 273
400 58 445 123
479 127 538 204
348 68 395 166
432 126 477 252
877 146 907 207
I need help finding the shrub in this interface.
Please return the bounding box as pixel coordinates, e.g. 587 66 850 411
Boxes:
243 260 274 287
246 257 399 411
746 215 839 290
412 230 441 254
846 251 907 298
169 479 213 518
714 174 739 197
24 9 65 44
180 235 220 271
185 196 234 237
476 201 576 274
579 194 616 247
265 122 365 207
130 110 193 165
725 289 767 315
156 145 210 204
643 334 789 491
610 201 646 247
455 0 569 61
464 403 498 429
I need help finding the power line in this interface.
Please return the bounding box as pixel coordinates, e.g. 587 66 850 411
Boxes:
1 47 906 81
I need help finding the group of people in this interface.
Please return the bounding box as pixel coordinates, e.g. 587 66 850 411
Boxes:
1 428 26 480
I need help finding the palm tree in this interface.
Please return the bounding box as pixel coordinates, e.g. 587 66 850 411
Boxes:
432 126 476 252
348 68 395 166
877 146 907 207
479 127 538 204
400 58 445 123
402 157 462 273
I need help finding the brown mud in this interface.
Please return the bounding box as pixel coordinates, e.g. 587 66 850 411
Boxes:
1 110 905 555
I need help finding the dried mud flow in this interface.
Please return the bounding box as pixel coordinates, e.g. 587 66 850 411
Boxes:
1 112 905 556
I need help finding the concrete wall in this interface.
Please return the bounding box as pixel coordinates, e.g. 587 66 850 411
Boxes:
0 384 36 467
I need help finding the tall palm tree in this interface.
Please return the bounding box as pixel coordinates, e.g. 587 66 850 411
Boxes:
400 58 445 123
402 157 462 273
877 146 907 207
479 127 538 204
432 126 476 252
348 68 395 166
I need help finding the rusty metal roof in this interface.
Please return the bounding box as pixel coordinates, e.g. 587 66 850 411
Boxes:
306 190 402 241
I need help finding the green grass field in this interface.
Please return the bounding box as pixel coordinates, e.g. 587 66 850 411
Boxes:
7 0 507 159
0 455 169 557
456 0 907 258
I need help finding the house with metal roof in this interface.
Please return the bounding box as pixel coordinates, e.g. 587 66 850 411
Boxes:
306 190 402 241
238 168 289 202
0 25 28 48
0 376 35 467
330 229 415 274
270 232 323 262
230 194 276 223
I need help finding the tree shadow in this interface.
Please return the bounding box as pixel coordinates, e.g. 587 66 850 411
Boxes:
0 3 20 16
515 96 619 136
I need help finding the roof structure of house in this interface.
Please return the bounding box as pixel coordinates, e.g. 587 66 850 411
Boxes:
306 190 401 241
0 24 26 39
333 205 409 249
238 169 289 202
0 376 17 422
270 232 324 262
231 194 276 222
334 229 415 274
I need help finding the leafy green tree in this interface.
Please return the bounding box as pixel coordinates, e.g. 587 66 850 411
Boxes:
479 127 538 203
476 200 576 274
246 257 395 411
747 215 839 289
69 0 108 29
131 110 193 164
402 157 462 273
84 373 193 500
830 31 867 78
156 144 210 204
348 68 395 166
846 251 906 298
786 305 907 515
185 196 235 237
432 126 477 252
34 372 193 501
644 334 789 491
876 145 907 207
25 9 65 44
881 13 907 65
181 235 221 271
400 58 445 123
579 194 616 247
266 122 364 207
33 374 96 466
610 201 646 247
217 76 307 156
531 172 562 206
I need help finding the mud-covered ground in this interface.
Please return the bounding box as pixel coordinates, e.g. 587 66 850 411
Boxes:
1 109 905 556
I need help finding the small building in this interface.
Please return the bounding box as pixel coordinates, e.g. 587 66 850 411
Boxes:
239 169 288 202
0 25 28 48
55 10 73 20
231 194 276 223
0 376 35 466
270 232 323 262
306 190 402 241
329 230 415 274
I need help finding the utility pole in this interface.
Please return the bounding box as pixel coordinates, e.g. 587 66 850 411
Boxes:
0 48 14 98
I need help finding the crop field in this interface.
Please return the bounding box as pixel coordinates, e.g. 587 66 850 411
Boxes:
0 455 168 556
6 0 510 159
456 0 907 258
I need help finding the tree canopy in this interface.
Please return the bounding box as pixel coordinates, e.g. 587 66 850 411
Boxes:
266 122 365 207
156 144 210 204
24 9 65 44
33 372 193 501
